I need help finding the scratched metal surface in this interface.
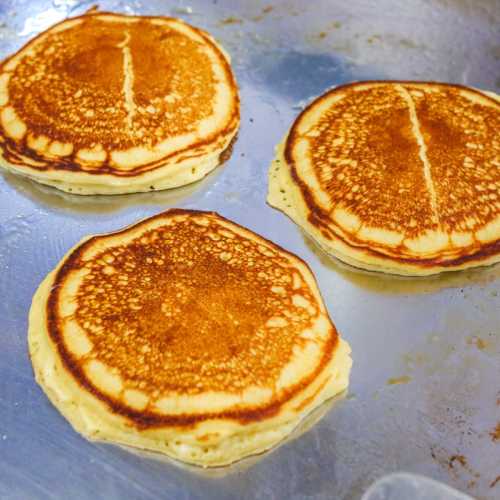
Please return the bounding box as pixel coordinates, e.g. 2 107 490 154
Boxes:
0 1 499 499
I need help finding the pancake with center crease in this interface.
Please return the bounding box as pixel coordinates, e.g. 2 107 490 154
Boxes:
0 12 239 194
29 209 351 467
268 81 500 276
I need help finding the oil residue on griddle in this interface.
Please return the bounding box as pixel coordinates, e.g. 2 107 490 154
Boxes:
219 16 243 25
448 454 467 469
219 5 275 27
432 448 481 479
466 335 488 351
386 375 411 385
306 21 343 44
252 6 273 22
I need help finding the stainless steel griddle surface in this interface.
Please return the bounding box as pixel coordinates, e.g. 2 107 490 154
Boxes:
0 1 499 499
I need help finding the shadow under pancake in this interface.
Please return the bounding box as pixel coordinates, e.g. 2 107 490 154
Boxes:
1 163 227 214
99 391 347 479
302 232 500 295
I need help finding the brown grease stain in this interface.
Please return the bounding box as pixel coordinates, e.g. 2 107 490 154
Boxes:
449 454 467 469
386 375 411 385
466 336 488 351
252 6 273 22
431 446 481 489
490 422 500 442
307 21 342 43
219 16 243 25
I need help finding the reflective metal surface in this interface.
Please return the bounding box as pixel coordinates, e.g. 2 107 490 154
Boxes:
1 1 499 499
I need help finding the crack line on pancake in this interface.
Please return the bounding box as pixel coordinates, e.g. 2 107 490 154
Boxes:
118 31 136 130
397 85 440 224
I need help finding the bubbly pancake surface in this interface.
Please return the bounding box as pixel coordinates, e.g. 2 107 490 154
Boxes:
268 81 500 275
0 12 239 193
29 210 351 465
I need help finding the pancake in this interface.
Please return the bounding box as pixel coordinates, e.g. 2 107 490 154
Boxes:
0 12 239 194
29 209 351 467
268 81 500 276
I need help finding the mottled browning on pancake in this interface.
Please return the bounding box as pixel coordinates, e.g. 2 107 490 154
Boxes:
0 12 239 175
408 86 499 234
10 20 214 148
46 209 337 428
285 81 500 268
303 85 436 237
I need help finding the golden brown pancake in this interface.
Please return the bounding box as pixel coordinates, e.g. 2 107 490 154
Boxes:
29 209 351 466
0 12 239 194
268 81 500 276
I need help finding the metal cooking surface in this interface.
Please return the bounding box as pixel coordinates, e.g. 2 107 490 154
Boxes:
0 1 499 499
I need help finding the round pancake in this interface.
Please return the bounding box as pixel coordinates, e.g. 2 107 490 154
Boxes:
0 12 239 194
29 209 351 466
268 81 500 276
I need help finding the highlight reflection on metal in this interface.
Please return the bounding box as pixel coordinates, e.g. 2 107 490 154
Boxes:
0 1 499 499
